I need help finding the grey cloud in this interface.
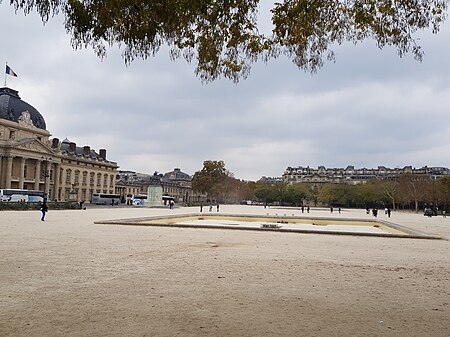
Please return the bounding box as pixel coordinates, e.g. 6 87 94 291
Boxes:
1 2 450 180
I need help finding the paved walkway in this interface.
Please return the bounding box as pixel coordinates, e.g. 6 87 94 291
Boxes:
1 205 449 337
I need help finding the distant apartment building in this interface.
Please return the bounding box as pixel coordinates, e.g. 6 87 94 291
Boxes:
258 176 284 184
283 165 450 186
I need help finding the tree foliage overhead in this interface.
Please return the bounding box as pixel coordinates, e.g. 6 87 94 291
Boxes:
6 0 448 82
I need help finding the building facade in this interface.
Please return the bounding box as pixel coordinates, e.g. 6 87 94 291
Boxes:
116 168 207 204
283 165 450 186
0 87 118 201
115 171 161 200
258 176 284 184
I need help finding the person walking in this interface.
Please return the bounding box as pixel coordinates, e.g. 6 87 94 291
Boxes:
372 208 378 218
40 201 48 221
387 208 392 218
216 204 220 212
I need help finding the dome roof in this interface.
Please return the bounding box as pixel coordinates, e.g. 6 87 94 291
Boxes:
0 87 46 130
163 168 191 181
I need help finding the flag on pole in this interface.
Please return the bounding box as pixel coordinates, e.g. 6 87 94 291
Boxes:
6 65 18 77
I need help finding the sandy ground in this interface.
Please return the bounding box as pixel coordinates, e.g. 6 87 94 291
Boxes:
0 205 449 337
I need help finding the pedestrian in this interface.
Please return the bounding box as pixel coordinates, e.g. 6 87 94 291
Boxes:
372 208 378 217
443 210 446 218
338 207 341 214
330 206 333 213
387 208 391 218
307 206 310 213
200 204 203 212
301 205 304 213
209 205 213 212
40 201 48 221
216 204 220 212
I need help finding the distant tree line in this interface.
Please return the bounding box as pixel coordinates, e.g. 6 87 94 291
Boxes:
192 161 450 212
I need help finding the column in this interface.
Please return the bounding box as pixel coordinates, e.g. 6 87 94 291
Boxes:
70 168 75 188
0 156 3 186
61 168 67 201
69 169 76 201
19 157 26 189
44 162 51 198
5 156 13 189
77 186 82 202
101 172 106 192
53 163 60 201
34 160 41 190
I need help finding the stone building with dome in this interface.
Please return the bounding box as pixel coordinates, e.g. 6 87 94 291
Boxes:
0 87 118 201
116 168 207 204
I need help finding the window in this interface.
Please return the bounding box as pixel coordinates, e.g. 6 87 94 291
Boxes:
66 169 72 184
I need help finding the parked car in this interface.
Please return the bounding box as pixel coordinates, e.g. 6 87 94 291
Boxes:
133 199 144 206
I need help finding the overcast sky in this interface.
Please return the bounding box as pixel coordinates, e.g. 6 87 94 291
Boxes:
1 3 450 180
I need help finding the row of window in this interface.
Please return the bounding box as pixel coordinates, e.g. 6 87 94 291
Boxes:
61 169 114 188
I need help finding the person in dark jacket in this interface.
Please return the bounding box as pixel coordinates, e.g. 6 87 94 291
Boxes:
40 201 48 221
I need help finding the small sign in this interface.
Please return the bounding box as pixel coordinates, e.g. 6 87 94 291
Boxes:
261 224 281 229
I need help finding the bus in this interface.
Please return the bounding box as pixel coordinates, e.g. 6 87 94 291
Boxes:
0 189 45 202
126 194 147 203
91 193 121 205
126 194 148 206
162 195 175 206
